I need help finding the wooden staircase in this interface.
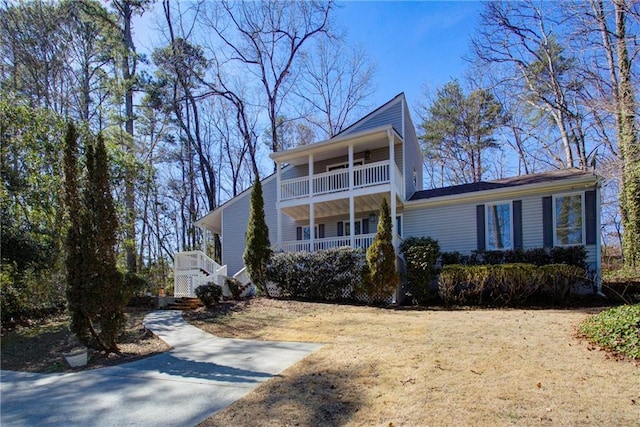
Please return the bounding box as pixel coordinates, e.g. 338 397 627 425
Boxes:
165 297 203 311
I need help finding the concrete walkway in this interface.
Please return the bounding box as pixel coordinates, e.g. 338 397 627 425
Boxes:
1 311 323 426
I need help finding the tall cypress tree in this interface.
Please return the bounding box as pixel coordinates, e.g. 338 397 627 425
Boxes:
366 197 399 303
64 122 91 344
65 129 125 353
243 178 272 297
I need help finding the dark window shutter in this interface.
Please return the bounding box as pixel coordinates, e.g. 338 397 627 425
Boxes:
585 190 597 245
318 224 325 239
513 200 523 249
337 222 343 237
362 218 369 234
476 205 485 251
296 227 302 241
542 196 553 248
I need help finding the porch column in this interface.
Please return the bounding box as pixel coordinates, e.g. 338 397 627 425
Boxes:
388 130 398 249
276 162 282 248
309 154 314 251
202 228 208 254
348 144 355 247
310 202 315 252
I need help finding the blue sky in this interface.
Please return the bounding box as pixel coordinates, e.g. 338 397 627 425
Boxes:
137 1 484 113
334 1 484 108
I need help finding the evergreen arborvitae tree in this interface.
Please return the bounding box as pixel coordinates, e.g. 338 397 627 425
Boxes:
90 134 125 351
366 197 399 303
63 122 91 344
65 129 124 353
243 178 272 297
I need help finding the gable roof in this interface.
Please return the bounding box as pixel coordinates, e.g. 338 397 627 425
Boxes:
410 168 598 201
334 92 405 138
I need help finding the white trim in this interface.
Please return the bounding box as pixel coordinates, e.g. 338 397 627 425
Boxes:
395 213 403 238
194 172 279 227
485 200 513 251
405 176 598 209
552 192 585 247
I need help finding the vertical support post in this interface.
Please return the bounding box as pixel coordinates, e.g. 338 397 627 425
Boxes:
595 184 602 293
348 145 355 247
388 130 397 250
202 228 208 254
309 154 314 251
276 161 282 248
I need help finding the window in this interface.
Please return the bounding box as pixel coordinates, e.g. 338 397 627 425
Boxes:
338 218 369 236
486 202 511 250
296 224 324 240
554 194 583 246
412 166 417 188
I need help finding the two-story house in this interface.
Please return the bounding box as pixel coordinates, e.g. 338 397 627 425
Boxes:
174 93 602 299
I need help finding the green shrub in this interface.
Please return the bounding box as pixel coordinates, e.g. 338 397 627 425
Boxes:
1 262 66 323
266 247 366 301
537 264 587 302
438 263 585 306
225 277 243 300
400 237 440 304
549 246 587 268
195 283 222 308
440 246 586 269
578 304 640 360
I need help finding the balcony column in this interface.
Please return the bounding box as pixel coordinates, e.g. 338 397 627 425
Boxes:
308 154 314 251
276 161 282 248
348 144 355 247
388 130 398 249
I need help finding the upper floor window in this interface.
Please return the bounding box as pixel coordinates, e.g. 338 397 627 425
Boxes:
554 193 583 246
327 159 363 172
412 166 417 188
486 202 511 250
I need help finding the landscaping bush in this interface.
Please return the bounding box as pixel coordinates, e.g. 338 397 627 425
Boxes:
438 263 586 306
578 304 640 360
440 246 586 268
195 283 222 308
537 264 587 302
549 246 587 268
266 247 366 302
400 237 440 304
225 277 243 300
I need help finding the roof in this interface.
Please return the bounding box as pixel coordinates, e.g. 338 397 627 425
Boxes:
334 92 405 138
410 168 598 201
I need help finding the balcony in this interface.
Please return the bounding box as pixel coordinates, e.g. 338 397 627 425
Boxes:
279 234 376 252
280 160 402 201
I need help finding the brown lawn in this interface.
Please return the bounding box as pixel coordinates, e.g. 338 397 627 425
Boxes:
188 299 640 427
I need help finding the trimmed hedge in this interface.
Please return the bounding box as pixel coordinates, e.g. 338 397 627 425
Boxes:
266 247 366 301
438 263 588 306
440 246 587 268
400 237 440 304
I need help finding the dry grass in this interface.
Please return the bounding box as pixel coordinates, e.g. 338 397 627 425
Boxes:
189 299 640 426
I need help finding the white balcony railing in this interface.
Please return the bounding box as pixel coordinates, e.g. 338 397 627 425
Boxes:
279 233 376 253
280 160 400 201
174 250 220 275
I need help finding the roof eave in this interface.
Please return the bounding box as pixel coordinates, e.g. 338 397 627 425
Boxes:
406 174 599 208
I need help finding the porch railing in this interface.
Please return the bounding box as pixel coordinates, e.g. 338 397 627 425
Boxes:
279 233 376 252
174 250 220 275
280 160 400 201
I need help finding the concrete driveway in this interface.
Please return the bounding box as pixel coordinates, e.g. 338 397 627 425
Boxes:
0 311 323 426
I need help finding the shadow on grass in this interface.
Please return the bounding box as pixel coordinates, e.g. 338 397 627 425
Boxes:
200 361 365 426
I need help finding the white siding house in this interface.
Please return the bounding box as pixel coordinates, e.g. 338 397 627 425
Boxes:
175 93 602 297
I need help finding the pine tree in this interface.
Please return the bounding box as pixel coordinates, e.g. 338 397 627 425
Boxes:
366 197 399 303
243 178 272 297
